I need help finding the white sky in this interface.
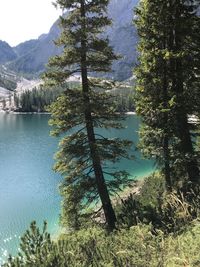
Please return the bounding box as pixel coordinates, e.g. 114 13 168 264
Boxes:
0 0 62 47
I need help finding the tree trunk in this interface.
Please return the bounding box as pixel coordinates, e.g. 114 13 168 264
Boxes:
80 0 116 231
169 0 200 184
162 35 172 190
163 135 172 189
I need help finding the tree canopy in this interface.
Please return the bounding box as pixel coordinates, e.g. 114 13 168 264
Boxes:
135 0 200 190
43 0 133 231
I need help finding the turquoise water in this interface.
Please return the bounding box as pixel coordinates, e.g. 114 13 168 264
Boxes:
0 114 154 264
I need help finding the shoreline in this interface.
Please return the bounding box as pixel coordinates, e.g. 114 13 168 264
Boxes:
126 111 136 115
52 170 153 240
1 111 199 125
0 110 50 115
0 110 136 115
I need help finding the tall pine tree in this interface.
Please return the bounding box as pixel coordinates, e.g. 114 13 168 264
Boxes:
43 0 132 231
135 0 200 190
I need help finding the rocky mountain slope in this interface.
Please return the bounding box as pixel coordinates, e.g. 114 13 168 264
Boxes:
0 0 138 81
9 20 62 77
0 66 18 90
0 41 17 64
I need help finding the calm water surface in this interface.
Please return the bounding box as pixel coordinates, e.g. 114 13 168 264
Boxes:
0 114 154 264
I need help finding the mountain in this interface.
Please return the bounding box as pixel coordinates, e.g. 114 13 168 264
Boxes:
2 0 138 81
13 39 39 57
0 41 17 64
0 66 19 102
9 20 62 76
0 65 18 88
108 0 138 80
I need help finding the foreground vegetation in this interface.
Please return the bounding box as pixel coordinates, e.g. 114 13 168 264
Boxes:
6 223 200 267
4 174 200 267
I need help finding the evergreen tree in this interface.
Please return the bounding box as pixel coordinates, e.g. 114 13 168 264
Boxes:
135 0 200 190
166 0 200 187
43 0 132 231
15 86 66 112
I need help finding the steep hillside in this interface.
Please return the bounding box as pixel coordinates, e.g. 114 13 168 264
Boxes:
0 67 18 103
0 67 18 91
108 0 138 80
13 39 39 57
9 21 62 76
6 0 138 81
0 41 17 64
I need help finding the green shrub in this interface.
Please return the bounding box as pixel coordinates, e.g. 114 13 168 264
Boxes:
5 174 200 266
4 222 166 267
116 173 200 233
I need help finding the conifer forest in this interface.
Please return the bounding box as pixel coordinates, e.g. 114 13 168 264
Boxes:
1 0 200 266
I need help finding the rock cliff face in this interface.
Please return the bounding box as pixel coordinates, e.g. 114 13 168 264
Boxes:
0 41 17 64
108 0 138 80
1 0 139 81
88 0 138 80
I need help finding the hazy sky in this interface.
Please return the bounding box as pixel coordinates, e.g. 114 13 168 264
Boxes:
0 0 62 47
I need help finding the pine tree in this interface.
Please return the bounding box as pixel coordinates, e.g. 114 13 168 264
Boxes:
166 0 200 187
135 0 200 190
43 0 132 231
135 0 175 190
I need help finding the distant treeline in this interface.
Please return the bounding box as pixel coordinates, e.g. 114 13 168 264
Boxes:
14 83 135 113
113 87 135 112
14 82 78 112
14 87 63 112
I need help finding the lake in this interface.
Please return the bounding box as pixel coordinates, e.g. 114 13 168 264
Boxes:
0 113 154 264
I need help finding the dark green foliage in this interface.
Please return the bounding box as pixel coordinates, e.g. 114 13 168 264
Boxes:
4 221 54 267
3 221 166 267
134 0 200 189
116 174 200 233
44 0 134 230
116 174 165 229
48 86 133 229
112 85 135 112
14 84 79 112
15 82 135 113
5 178 200 266
14 86 63 112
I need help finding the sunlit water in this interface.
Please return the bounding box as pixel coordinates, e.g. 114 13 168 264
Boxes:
0 114 154 264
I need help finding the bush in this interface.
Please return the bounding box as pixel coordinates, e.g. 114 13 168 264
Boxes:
4 222 167 267
4 174 200 266
116 173 200 233
5 219 200 267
